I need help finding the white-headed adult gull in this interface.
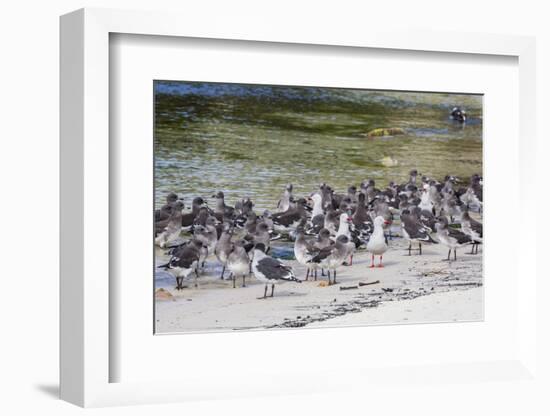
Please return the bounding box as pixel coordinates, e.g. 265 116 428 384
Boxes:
366 216 390 267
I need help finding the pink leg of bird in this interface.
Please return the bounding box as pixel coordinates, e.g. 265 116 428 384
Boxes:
369 254 375 268
377 255 384 268
349 254 353 266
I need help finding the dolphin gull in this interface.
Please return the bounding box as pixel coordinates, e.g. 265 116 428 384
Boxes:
252 243 300 298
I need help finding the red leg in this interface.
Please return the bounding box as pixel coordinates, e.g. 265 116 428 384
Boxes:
369 254 375 268
377 255 384 268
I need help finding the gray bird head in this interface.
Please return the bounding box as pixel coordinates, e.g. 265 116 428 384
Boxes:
193 225 205 233
450 107 467 122
166 192 179 203
191 239 204 248
436 215 449 227
362 179 375 188
471 174 482 184
242 198 254 209
256 222 269 233
205 216 219 226
234 239 246 247
192 197 205 206
336 235 349 244
254 243 267 253
172 201 185 211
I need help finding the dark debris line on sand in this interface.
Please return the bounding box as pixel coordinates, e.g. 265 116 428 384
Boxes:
262 280 482 329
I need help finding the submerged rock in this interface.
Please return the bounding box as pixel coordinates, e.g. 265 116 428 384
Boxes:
380 156 399 167
366 127 406 138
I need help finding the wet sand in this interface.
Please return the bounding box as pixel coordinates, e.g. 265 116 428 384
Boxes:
155 234 483 334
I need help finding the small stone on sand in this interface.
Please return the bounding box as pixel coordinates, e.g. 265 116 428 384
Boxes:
155 288 175 301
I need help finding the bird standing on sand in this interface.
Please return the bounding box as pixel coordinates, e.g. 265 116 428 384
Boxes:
226 240 252 288
435 216 472 261
366 216 390 268
371 198 393 239
307 235 350 285
307 193 325 233
314 228 333 277
181 197 206 229
460 206 482 254
411 206 437 232
400 209 437 255
315 228 333 250
193 216 219 266
441 193 461 222
336 212 356 265
261 210 275 231
215 223 234 279
233 198 255 227
277 184 294 212
241 211 258 233
155 200 184 248
460 174 483 213
159 239 203 290
427 181 443 214
212 191 235 221
321 208 339 236
155 192 180 221
352 193 373 239
272 197 309 233
347 185 358 206
245 222 272 253
418 188 434 213
294 225 318 280
251 243 301 298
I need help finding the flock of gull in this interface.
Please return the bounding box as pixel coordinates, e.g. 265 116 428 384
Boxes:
155 168 483 299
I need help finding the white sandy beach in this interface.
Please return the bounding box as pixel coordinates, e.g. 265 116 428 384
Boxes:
155 233 483 333
307 287 482 328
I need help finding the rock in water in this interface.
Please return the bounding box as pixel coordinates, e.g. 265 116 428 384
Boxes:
380 156 399 167
155 288 175 301
366 127 406 138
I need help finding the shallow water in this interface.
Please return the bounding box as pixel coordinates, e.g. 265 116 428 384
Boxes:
154 81 482 212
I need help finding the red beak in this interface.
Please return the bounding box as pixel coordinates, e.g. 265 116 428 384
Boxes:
384 220 391 225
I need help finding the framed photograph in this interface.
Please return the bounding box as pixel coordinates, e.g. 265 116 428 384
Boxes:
60 8 538 407
152 80 484 335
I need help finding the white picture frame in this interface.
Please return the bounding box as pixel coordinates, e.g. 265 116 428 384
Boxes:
60 7 537 407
